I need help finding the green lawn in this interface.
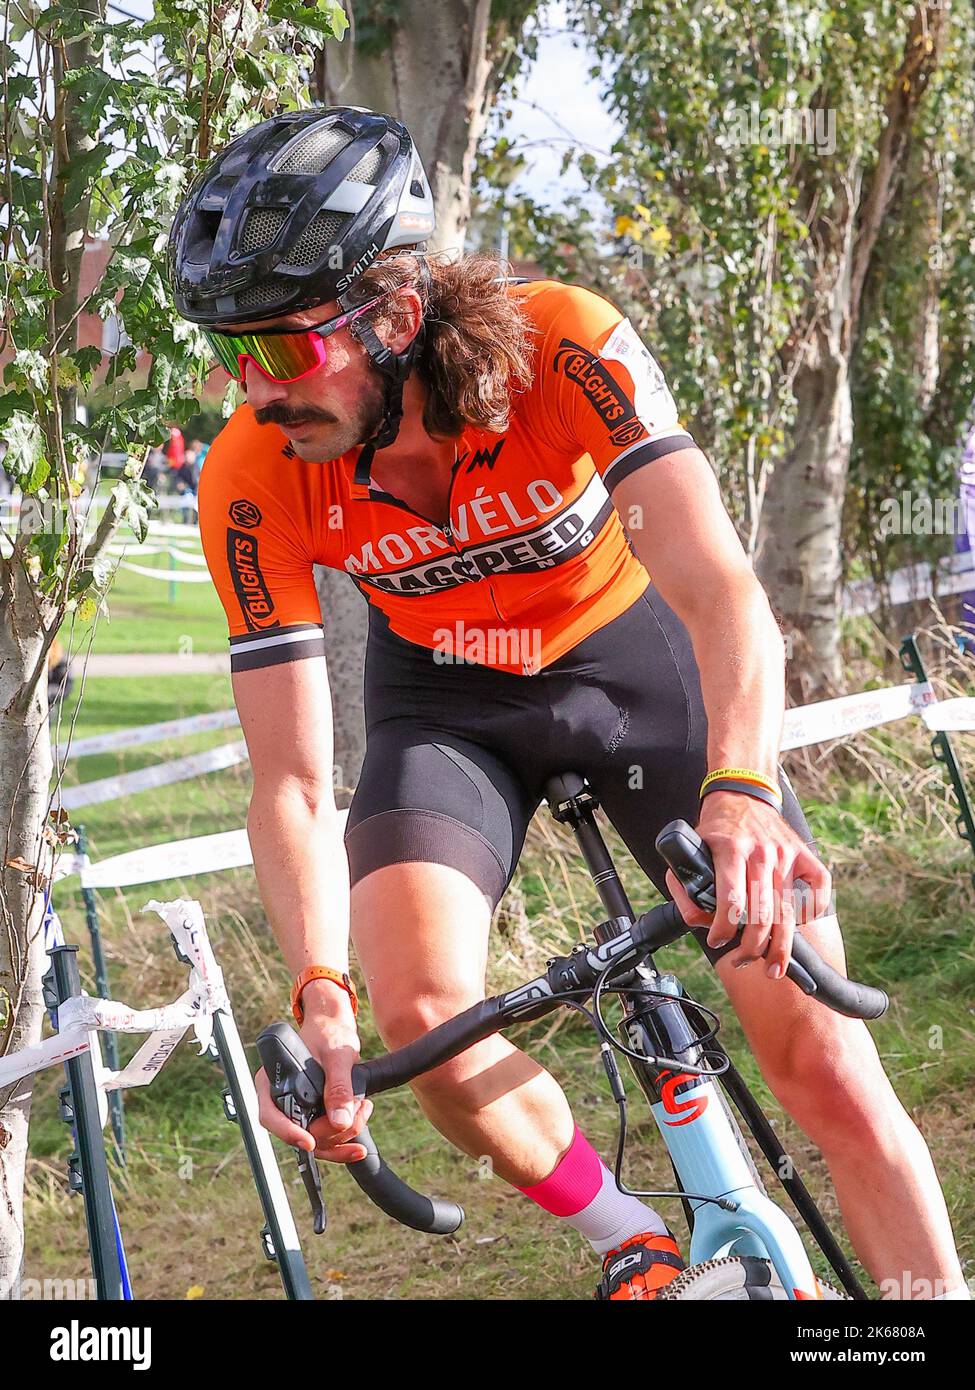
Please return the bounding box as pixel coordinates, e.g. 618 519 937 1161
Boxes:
52 673 245 865
61 529 228 656
22 573 975 1300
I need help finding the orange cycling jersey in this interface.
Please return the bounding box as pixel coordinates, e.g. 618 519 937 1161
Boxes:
198 279 696 676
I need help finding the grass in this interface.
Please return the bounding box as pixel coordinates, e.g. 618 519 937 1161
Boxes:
20 582 975 1300
60 529 227 656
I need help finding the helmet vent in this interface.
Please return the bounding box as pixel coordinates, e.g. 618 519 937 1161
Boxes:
237 273 294 311
346 146 384 185
283 210 347 268
240 207 287 254
273 123 351 175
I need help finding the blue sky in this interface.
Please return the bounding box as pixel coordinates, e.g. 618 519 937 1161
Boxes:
499 1 620 206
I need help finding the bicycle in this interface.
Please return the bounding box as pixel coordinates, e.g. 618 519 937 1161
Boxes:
258 771 887 1300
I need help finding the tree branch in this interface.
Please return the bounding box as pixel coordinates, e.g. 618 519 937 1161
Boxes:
849 2 947 322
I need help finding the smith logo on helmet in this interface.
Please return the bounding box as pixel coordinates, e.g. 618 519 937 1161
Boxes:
227 529 278 630
553 338 650 447
335 240 381 292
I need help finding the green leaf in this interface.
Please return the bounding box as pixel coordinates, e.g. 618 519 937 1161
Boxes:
0 411 47 485
267 0 349 39
110 477 153 544
7 349 50 393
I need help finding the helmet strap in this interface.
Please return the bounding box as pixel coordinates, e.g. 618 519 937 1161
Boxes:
343 278 427 486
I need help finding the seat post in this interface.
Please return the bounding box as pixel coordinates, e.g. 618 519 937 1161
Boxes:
544 772 635 928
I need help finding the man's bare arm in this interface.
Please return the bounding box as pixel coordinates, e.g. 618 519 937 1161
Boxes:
233 654 350 979
611 448 831 970
612 447 785 782
234 653 371 1158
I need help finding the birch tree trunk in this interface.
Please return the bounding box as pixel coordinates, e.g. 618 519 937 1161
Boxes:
0 522 56 1297
756 3 946 699
0 2 106 1298
318 0 495 255
314 566 368 803
756 193 857 698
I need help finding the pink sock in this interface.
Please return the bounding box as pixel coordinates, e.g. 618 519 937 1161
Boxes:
514 1125 667 1254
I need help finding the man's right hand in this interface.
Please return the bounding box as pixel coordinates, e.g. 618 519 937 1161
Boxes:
255 983 374 1163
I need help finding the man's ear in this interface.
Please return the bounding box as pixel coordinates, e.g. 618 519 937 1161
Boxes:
385 286 424 355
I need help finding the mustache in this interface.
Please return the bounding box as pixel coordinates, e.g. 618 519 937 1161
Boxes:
253 404 336 427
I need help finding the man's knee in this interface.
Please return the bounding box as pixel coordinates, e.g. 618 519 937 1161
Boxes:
765 1024 896 1153
369 989 478 1050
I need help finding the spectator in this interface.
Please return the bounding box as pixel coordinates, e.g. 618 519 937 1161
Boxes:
164 426 186 476
186 438 208 488
173 458 198 525
144 446 166 491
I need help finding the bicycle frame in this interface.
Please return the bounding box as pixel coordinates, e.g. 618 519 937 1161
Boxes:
548 771 865 1301
620 986 827 1298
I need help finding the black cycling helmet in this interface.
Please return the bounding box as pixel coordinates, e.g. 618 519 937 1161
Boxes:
168 106 435 324
168 106 437 479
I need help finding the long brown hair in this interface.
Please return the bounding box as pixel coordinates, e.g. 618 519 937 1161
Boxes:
356 252 536 438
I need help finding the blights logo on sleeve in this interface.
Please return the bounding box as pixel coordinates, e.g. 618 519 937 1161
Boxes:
227 528 278 630
553 338 649 446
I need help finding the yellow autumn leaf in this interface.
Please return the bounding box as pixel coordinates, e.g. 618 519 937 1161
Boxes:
324 1269 348 1280
615 214 643 240
634 203 653 221
186 1285 205 1300
649 225 672 248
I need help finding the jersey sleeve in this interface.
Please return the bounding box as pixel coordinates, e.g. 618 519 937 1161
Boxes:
197 407 327 674
524 283 696 492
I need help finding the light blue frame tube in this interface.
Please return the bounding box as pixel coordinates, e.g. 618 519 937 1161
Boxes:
650 1078 821 1298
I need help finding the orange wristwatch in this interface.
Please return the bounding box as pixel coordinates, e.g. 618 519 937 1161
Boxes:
290 965 359 1025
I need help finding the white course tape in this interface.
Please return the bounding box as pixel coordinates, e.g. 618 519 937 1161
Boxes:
66 811 350 889
163 547 207 565
0 898 229 1092
78 828 254 889
921 696 975 732
146 521 200 539
152 494 198 512
57 707 239 761
844 552 975 617
107 543 207 565
780 682 935 750
109 1025 190 1091
118 560 213 582
60 740 248 810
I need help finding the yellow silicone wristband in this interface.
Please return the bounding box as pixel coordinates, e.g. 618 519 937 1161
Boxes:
700 767 782 800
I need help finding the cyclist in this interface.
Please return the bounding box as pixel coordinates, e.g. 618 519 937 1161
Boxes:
170 107 968 1301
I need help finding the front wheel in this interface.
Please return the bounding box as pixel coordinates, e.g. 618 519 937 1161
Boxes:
658 1256 847 1301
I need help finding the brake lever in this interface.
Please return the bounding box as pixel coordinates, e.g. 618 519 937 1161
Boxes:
256 1023 328 1235
656 820 819 994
